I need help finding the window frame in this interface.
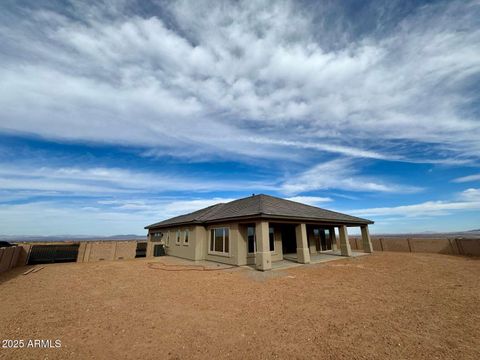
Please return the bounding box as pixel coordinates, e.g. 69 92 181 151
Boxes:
183 229 189 246
208 227 230 256
247 225 256 254
269 226 275 252
176 229 181 245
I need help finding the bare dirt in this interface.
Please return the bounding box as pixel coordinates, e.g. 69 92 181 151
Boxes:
0 252 479 359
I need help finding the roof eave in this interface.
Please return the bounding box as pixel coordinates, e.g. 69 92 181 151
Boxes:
145 213 373 230
145 220 201 230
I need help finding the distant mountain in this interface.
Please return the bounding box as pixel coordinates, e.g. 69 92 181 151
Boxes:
0 234 146 243
374 230 480 238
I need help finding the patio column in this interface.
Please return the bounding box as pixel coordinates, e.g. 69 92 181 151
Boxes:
330 227 338 251
361 225 373 253
295 223 311 264
255 221 272 271
338 225 352 256
146 233 154 258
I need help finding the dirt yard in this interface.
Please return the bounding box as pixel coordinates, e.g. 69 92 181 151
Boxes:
0 252 479 360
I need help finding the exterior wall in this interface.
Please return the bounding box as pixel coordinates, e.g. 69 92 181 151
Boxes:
15 244 30 267
81 241 138 262
194 226 207 260
148 225 204 261
0 246 15 273
114 241 137 260
0 246 26 274
459 239 480 256
409 238 454 254
164 226 197 260
77 242 87 262
348 236 480 256
10 246 21 268
86 241 117 262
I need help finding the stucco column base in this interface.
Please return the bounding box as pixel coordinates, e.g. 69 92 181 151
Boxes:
361 225 373 253
296 247 310 264
146 240 154 258
255 221 272 271
255 251 272 271
295 223 311 264
339 226 352 257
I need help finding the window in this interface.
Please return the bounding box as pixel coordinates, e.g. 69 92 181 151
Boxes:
183 229 189 245
247 226 256 253
176 230 181 245
165 231 170 247
209 227 229 255
269 227 275 251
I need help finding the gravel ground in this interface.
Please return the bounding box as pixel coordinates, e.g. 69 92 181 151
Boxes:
0 252 479 360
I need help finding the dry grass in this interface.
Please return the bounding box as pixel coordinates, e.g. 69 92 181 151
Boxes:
0 252 479 359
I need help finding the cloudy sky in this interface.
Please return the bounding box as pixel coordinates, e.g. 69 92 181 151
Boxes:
0 0 479 236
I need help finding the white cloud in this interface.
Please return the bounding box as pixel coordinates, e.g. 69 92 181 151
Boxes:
459 188 480 202
349 188 480 218
0 0 479 163
0 164 275 194
453 174 480 183
0 201 148 235
350 200 480 218
285 196 332 206
280 159 421 195
248 137 392 160
0 196 236 236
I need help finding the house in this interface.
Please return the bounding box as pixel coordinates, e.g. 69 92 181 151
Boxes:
144 194 374 271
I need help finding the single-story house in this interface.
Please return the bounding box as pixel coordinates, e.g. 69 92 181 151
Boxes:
145 194 374 271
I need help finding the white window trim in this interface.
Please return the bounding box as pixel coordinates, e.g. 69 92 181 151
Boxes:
175 230 181 245
208 227 230 257
183 229 189 246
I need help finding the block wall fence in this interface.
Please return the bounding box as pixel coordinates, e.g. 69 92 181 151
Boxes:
348 236 480 256
0 240 143 275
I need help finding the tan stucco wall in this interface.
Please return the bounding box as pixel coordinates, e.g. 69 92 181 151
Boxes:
114 241 137 260
86 242 117 261
16 244 31 267
0 247 15 273
80 241 138 262
148 226 204 261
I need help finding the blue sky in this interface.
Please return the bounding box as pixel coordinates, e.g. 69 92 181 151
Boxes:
0 0 479 236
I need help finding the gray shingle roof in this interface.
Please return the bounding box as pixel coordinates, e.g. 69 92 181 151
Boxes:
145 194 373 229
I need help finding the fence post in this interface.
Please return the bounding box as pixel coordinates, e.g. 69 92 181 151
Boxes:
407 238 412 253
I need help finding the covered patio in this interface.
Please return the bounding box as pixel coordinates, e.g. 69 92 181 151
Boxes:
252 220 374 271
